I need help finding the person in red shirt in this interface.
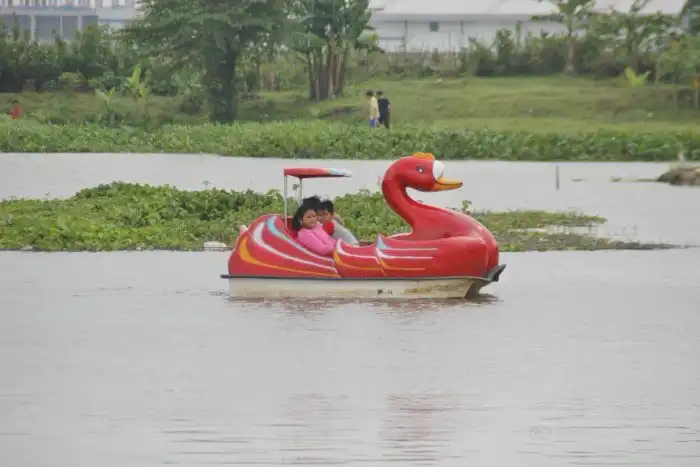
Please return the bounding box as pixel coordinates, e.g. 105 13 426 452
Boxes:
9 100 23 119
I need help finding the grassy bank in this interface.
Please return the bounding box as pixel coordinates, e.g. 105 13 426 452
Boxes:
2 76 698 133
1 119 697 161
0 182 669 252
3 76 698 160
244 76 700 132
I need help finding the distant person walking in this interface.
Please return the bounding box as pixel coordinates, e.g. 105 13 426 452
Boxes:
366 90 379 128
8 100 23 120
377 91 391 129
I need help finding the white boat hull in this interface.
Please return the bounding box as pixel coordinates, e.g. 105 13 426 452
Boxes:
223 275 497 299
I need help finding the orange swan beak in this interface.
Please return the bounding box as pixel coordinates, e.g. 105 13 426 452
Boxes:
431 177 463 191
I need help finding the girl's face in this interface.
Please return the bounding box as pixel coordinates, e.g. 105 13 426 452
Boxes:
301 209 318 229
317 209 332 224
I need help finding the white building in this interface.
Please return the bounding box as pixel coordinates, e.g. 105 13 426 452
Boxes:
369 0 689 52
1 0 688 47
0 0 139 40
94 0 140 29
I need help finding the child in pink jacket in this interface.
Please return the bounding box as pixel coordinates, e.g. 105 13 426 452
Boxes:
292 205 337 257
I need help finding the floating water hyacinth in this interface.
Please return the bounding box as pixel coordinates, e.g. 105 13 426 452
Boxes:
0 182 674 252
1 120 699 162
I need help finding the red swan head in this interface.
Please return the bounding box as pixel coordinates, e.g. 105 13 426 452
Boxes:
382 152 462 192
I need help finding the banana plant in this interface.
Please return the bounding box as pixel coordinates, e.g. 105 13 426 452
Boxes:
123 65 151 123
95 87 117 126
623 66 650 87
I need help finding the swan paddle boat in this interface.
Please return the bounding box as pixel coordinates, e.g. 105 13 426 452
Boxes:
221 152 506 299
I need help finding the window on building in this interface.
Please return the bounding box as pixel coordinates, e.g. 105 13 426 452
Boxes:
429 22 439 32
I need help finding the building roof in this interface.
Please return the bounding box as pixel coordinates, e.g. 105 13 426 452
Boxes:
372 0 688 20
592 0 686 14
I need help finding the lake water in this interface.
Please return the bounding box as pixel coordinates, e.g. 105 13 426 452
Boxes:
1 153 700 466
2 153 699 245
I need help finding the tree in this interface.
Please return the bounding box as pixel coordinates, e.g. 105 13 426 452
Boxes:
588 0 676 73
535 0 595 74
659 34 700 108
122 0 290 123
290 0 378 101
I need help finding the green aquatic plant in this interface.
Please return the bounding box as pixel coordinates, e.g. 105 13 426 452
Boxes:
0 182 665 252
0 120 698 161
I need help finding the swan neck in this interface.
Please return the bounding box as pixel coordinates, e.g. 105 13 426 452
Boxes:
382 179 424 224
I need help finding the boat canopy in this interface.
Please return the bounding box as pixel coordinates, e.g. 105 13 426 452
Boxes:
283 168 353 179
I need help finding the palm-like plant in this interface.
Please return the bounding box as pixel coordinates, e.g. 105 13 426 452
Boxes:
535 0 595 74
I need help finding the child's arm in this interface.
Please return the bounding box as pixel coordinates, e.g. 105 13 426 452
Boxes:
323 221 335 235
298 229 335 256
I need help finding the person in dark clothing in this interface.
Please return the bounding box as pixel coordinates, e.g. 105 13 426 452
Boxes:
376 91 390 129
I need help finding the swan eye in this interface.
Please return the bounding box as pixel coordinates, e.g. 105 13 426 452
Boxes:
432 161 445 181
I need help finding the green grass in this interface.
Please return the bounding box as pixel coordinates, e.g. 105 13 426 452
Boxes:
0 91 208 125
2 76 697 134
240 75 700 132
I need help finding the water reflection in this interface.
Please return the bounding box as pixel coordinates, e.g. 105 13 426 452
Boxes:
369 295 501 313
382 393 471 464
228 296 501 315
518 402 700 465
165 420 252 464
230 298 342 314
276 394 350 464
2 233 700 466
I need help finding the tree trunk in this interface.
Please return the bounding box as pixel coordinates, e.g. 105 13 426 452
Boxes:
306 52 315 100
565 34 575 74
204 49 238 123
314 57 322 101
673 82 679 109
627 40 639 74
255 58 261 92
325 41 334 99
337 48 350 96
314 49 327 101
305 42 354 101
330 52 339 98
564 16 575 75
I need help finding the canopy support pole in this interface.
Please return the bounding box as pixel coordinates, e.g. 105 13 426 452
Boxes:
283 175 288 231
